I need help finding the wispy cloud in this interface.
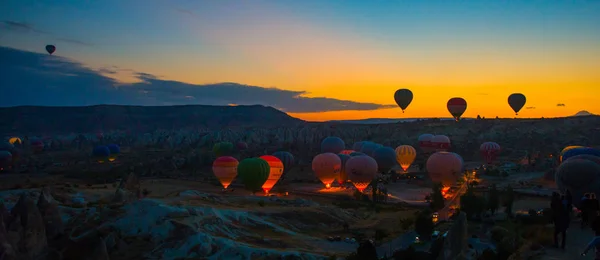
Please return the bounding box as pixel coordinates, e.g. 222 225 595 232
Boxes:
174 8 197 18
557 103 566 107
1 20 92 47
525 106 536 109
0 46 392 113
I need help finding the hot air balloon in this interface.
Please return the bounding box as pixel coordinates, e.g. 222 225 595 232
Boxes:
560 146 585 162
555 158 600 207
272 151 294 174
236 141 248 150
431 135 451 152
360 142 381 157
321 137 345 154
447 98 467 121
349 151 366 157
418 134 434 153
346 155 378 192
426 152 463 187
562 147 600 162
213 156 239 189
312 153 342 188
107 144 120 162
31 139 44 153
92 145 111 163
8 137 21 145
352 142 365 152
45 45 56 55
508 93 526 115
451 152 465 172
373 147 397 172
237 158 270 193
259 155 284 194
480 142 501 164
213 142 234 157
0 151 12 171
394 89 413 113
337 154 351 185
395 145 416 172
564 155 600 165
340 150 355 155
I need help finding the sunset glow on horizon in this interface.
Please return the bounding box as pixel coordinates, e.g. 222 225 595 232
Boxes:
1 0 599 121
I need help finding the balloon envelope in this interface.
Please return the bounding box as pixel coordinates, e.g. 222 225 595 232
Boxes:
45 45 56 54
563 148 600 162
236 141 248 150
431 135 451 152
447 98 467 121
508 93 526 115
107 144 120 154
259 155 284 193
337 154 351 184
340 150 355 155
312 153 342 188
373 147 397 172
8 137 21 145
272 151 294 173
213 142 234 157
321 137 345 154
360 142 381 156
92 146 110 162
346 156 378 192
394 89 413 112
418 134 434 153
564 155 600 166
426 152 463 187
237 158 270 192
555 158 600 207
560 146 585 162
395 145 416 172
480 142 501 164
213 156 239 189
352 142 365 152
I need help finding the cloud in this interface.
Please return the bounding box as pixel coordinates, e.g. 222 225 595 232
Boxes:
525 106 535 109
557 103 566 107
174 8 198 18
1 20 92 46
0 46 393 113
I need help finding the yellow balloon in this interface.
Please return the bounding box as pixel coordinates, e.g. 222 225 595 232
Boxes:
560 145 584 162
395 145 416 172
8 137 21 145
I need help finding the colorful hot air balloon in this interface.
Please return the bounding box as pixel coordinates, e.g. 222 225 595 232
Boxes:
560 146 585 162
426 152 463 187
213 142 234 157
213 156 239 189
312 153 342 188
272 151 294 174
431 135 451 152
447 97 467 121
321 137 345 154
337 154 351 185
480 142 501 164
237 158 270 193
418 134 434 153
92 145 111 163
555 158 600 207
394 89 413 113
395 145 416 172
346 155 378 192
508 93 526 115
0 151 12 171
107 144 120 162
8 137 21 145
373 146 397 172
340 150 355 155
45 45 56 55
236 141 248 150
352 142 365 152
562 147 600 162
259 155 284 194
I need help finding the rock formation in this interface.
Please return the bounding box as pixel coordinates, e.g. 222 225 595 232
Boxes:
439 212 468 260
37 187 65 241
7 193 48 259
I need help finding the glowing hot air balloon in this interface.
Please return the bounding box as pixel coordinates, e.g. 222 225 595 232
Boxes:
45 45 56 55
259 155 284 194
346 155 378 192
340 150 355 155
394 89 413 113
562 147 600 162
213 156 239 189
312 153 342 188
8 137 21 145
337 153 351 185
395 145 416 172
431 135 451 152
480 142 501 164
418 134 434 153
426 152 463 187
447 97 467 121
508 93 526 115
107 144 120 162
560 146 585 162
92 145 111 163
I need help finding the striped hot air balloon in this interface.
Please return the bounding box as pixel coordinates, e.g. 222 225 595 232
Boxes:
480 142 501 164
213 156 239 189
395 145 416 172
447 97 467 121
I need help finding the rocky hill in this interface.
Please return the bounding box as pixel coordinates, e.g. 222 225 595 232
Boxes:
0 105 304 135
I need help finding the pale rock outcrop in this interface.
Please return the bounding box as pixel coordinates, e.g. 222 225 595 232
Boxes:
8 193 48 259
37 187 65 240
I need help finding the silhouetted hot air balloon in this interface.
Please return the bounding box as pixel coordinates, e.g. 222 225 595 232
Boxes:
418 134 434 153
213 156 239 189
555 158 600 207
564 155 600 165
395 145 416 172
394 89 413 113
107 144 120 162
426 152 463 187
45 45 56 55
92 145 111 163
562 147 600 162
431 135 451 152
272 151 294 174
360 142 381 157
337 153 351 185
340 150 354 155
447 97 467 121
0 151 12 171
321 137 345 154
237 158 270 193
346 155 378 192
352 142 365 152
480 142 501 164
560 146 585 162
373 146 396 172
259 155 284 194
312 153 342 188
213 142 234 157
8 137 21 145
236 141 248 150
508 93 526 115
